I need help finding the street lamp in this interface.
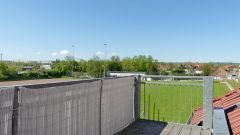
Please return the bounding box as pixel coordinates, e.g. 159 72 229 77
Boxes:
72 45 75 78
0 53 2 62
104 44 107 78
72 45 75 59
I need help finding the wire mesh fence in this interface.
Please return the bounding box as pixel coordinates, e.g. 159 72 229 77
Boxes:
0 76 136 135
140 75 205 124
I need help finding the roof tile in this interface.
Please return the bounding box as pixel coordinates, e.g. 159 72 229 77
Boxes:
191 87 240 135
228 108 240 135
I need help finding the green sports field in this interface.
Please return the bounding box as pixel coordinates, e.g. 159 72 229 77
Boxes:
227 80 240 89
140 80 229 124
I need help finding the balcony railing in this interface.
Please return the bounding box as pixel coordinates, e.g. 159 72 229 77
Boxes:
138 75 213 129
0 75 213 135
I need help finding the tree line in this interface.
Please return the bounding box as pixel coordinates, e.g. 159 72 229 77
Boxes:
0 55 215 81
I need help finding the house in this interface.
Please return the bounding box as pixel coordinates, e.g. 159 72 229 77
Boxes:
17 66 34 74
211 65 232 80
194 70 203 75
40 62 52 70
191 88 240 135
184 63 203 75
227 73 238 80
40 64 51 70
158 64 169 71
22 66 33 71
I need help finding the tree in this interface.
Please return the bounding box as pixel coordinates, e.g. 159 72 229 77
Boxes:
202 64 212 76
86 56 104 78
132 55 145 72
121 57 133 71
8 64 18 80
120 55 159 74
78 59 87 72
146 56 158 75
52 60 70 74
108 56 122 71
52 57 79 77
172 64 185 75
0 62 9 80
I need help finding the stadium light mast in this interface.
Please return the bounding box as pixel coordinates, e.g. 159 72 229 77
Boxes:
104 43 107 78
72 45 75 59
0 53 2 62
72 45 75 78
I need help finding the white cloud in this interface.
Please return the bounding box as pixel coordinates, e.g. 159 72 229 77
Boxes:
95 51 104 56
51 52 58 56
36 52 41 55
111 52 117 56
60 50 70 55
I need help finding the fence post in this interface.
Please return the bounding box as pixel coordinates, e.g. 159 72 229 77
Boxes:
12 87 20 135
203 77 213 130
99 79 103 135
134 75 141 121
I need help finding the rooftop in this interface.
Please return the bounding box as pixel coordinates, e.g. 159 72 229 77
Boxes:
191 88 240 135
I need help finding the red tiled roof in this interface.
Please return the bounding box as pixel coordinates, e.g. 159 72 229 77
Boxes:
191 108 203 125
228 108 240 135
191 88 240 135
222 97 240 109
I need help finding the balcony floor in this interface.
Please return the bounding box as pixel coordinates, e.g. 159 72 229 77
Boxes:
116 120 211 135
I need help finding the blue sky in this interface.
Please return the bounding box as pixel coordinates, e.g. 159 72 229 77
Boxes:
0 0 240 62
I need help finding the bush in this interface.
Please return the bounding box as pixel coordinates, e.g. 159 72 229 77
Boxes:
0 62 9 81
23 71 40 80
41 71 50 79
47 70 63 78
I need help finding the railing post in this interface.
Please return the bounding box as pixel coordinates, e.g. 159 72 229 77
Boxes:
134 75 141 121
12 87 20 135
203 77 213 130
99 79 103 135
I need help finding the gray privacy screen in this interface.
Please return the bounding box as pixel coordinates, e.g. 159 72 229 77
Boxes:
15 76 135 135
0 87 14 135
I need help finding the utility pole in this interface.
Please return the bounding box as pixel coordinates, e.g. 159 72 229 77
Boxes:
0 53 2 62
72 45 75 78
104 44 107 78
72 45 75 59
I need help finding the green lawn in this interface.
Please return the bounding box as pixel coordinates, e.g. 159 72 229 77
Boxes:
227 80 240 89
214 81 230 97
140 80 229 124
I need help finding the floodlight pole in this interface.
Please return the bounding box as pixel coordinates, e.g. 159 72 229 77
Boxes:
72 45 75 78
0 53 2 62
72 45 75 59
104 44 107 78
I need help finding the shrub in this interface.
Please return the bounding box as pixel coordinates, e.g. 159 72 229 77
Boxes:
23 71 40 80
47 70 63 78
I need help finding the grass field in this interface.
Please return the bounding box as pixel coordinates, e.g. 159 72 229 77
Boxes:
140 80 229 124
227 80 240 89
